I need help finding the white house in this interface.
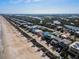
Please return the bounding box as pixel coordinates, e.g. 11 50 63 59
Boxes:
68 41 79 58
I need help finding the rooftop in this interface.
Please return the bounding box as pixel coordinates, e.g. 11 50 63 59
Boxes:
70 41 79 50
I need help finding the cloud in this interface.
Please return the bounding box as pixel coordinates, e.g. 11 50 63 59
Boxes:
9 0 65 4
9 0 22 4
9 0 42 4
33 0 41 2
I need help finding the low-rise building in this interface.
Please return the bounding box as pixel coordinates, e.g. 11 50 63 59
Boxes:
68 41 79 58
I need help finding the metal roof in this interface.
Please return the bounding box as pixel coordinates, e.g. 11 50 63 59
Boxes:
64 25 79 31
70 41 79 50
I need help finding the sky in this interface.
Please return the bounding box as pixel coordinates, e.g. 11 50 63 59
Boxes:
0 0 79 14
